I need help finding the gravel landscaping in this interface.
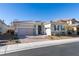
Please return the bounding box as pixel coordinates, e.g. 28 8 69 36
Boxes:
0 35 79 45
19 35 79 44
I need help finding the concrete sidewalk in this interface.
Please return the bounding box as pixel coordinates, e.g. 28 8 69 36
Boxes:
0 37 79 55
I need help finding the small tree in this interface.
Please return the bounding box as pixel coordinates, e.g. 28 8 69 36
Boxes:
64 24 73 35
6 30 14 35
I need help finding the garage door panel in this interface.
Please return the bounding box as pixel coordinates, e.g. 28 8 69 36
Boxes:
16 28 33 35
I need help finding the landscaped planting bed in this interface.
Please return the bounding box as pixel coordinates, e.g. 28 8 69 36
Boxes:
47 35 78 40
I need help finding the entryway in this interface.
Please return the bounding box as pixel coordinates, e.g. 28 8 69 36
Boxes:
77 27 79 35
38 25 42 35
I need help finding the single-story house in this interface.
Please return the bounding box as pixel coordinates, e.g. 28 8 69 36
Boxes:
11 20 45 36
44 21 67 35
44 18 79 35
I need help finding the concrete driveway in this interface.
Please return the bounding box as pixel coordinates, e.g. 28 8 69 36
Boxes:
2 41 79 56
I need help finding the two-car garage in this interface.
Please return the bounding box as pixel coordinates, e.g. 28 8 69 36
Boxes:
12 21 44 36
15 28 34 36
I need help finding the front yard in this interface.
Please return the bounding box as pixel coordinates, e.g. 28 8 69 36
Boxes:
0 34 79 45
19 35 79 43
0 30 20 45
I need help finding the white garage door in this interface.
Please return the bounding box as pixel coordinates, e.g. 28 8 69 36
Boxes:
16 28 33 36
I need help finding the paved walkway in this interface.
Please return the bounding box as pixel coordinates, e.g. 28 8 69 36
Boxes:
0 37 79 55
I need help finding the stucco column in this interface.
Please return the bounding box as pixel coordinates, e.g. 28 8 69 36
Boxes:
36 25 38 35
73 27 77 35
41 25 44 35
65 30 68 35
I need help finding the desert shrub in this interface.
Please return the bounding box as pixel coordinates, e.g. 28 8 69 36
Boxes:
15 40 20 43
47 35 53 39
47 35 61 40
4 30 14 36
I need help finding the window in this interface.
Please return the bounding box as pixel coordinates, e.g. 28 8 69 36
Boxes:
0 28 2 32
54 25 60 31
57 25 59 30
61 25 65 30
54 25 56 30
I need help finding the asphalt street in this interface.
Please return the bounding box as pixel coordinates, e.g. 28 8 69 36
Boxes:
1 41 79 56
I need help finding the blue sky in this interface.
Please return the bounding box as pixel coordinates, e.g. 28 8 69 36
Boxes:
0 3 79 25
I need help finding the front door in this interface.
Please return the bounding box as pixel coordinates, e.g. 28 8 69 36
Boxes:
77 27 79 35
38 25 42 35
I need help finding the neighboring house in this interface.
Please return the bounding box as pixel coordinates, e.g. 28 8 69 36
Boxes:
44 21 67 35
11 20 45 36
66 19 79 35
0 20 9 34
44 18 79 35
58 18 79 35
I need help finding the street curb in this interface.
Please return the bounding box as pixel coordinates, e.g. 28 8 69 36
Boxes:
0 38 79 55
